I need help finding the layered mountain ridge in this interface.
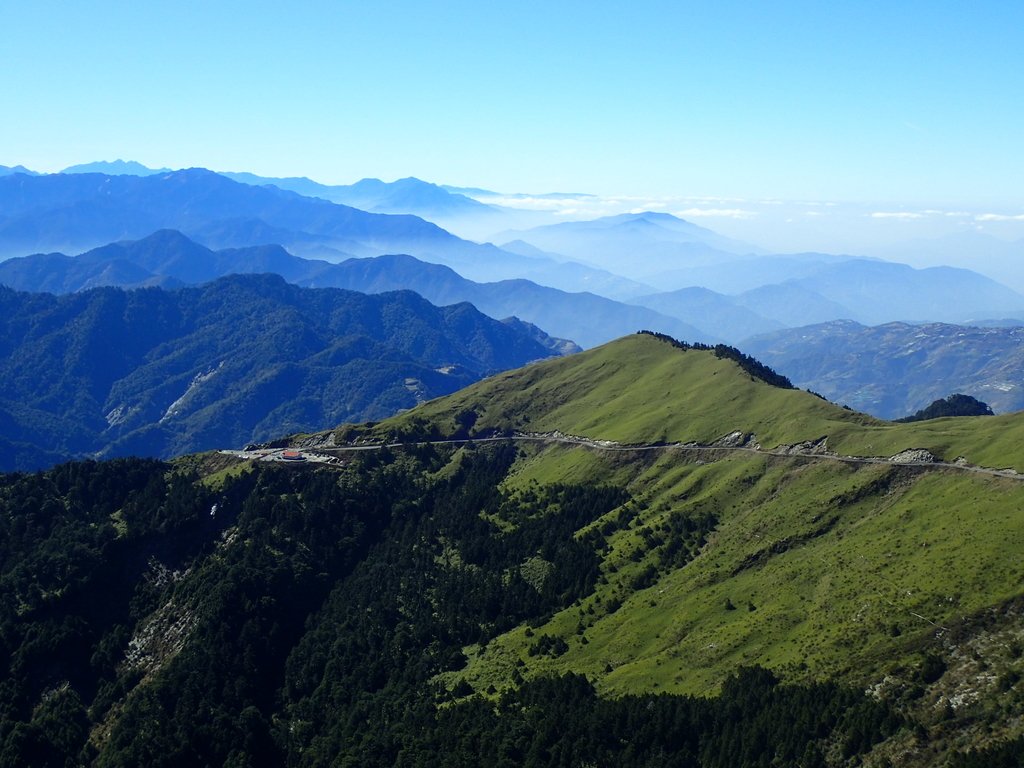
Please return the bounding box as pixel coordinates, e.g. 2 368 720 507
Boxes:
0 229 711 348
0 168 631 294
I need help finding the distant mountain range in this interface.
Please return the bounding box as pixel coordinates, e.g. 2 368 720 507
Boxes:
629 286 786 342
0 168 636 294
6 162 1024 341
0 167 442 258
497 212 764 280
631 256 1024 338
300 253 711 348
62 159 172 176
221 172 496 219
60 160 497 219
0 274 570 471
754 258 1024 326
866 230 1024 294
0 164 39 176
0 230 708 348
499 212 1024 330
7 226 1024 352
744 319 1024 417
644 252 852 294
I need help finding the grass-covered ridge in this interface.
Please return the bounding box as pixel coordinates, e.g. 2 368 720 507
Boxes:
338 332 1024 472
341 333 873 443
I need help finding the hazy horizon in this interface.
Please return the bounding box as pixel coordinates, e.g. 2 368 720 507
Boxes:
4 1 1023 278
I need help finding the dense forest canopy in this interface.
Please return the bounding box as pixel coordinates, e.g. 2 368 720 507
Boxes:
896 393 995 422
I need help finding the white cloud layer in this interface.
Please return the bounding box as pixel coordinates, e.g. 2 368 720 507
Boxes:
976 213 1024 222
675 207 758 219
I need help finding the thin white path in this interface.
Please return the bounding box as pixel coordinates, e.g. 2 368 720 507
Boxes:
274 433 1024 482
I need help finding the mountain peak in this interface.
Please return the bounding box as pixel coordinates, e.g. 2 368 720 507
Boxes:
369 331 863 449
62 159 170 176
0 164 39 176
134 228 202 246
612 210 687 223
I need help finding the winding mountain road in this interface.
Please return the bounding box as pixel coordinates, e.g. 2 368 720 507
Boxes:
290 432 1024 481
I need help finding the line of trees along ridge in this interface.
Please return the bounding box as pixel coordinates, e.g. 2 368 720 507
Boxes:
636 330 795 389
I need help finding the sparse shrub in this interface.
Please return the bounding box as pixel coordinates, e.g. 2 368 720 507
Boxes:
919 653 947 684
527 634 569 658
998 670 1020 692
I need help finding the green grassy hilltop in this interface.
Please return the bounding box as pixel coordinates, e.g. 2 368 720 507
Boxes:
350 332 1024 471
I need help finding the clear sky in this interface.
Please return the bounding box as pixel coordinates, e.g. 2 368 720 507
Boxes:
2 0 1023 209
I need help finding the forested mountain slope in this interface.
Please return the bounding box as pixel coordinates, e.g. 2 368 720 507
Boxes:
745 319 1024 418
0 274 565 470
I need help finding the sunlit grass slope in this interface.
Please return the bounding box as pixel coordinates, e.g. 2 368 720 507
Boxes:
371 333 869 442
355 333 1024 471
446 442 1024 709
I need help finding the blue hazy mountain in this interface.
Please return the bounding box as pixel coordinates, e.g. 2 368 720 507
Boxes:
0 164 38 176
0 273 569 471
744 320 1024 417
221 172 494 217
0 229 322 293
463 188 597 200
496 212 764 280
780 258 1024 325
219 172 549 247
0 230 708 348
635 257 1024 330
645 252 851 294
489 238 653 298
440 183 502 196
867 230 1024 294
307 253 714 348
629 286 784 343
731 282 854 328
0 168 438 256
62 159 172 176
0 169 630 291
59 159 501 221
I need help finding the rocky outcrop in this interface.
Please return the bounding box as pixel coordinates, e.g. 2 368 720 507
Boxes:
888 448 940 464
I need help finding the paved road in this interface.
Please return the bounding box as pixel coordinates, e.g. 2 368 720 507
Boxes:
307 433 1024 481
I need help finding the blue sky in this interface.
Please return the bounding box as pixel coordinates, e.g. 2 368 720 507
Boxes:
2 1 1023 209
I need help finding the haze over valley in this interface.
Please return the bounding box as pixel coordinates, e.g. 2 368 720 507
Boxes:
4 160 1024 425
